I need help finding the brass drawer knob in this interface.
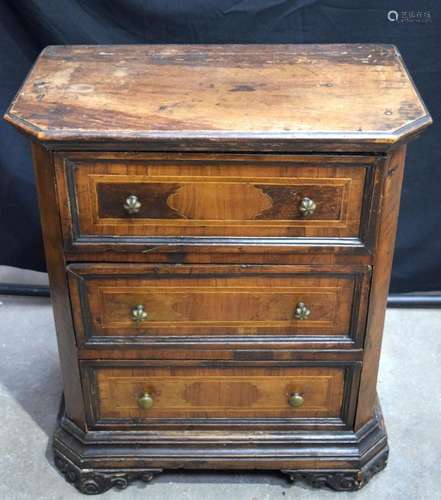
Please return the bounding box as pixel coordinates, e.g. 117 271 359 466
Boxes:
288 392 304 408
132 304 148 322
124 194 141 214
299 196 316 216
294 302 311 320
138 392 154 409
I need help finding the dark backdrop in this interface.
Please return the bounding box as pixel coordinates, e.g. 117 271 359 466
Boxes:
1 0 440 293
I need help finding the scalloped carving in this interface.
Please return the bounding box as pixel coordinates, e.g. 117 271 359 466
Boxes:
281 448 388 491
54 454 162 495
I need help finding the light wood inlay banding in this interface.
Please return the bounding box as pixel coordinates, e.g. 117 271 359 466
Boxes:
94 366 345 420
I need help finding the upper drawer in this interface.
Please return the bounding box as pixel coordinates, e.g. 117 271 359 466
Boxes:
54 153 381 254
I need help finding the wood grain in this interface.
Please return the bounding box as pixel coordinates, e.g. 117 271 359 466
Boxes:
30 143 86 427
67 263 370 347
55 152 371 245
4 43 431 490
92 365 344 420
355 146 407 429
5 45 431 151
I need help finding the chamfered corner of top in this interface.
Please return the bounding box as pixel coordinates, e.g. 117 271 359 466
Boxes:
389 113 433 146
2 45 61 141
386 45 433 145
3 107 48 142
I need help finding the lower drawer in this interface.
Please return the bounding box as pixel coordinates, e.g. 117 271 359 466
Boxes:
81 361 361 429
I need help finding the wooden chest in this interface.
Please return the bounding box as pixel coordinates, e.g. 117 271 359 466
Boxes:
4 44 431 494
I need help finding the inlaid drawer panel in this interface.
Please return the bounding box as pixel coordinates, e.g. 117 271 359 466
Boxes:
81 361 361 428
68 264 370 348
55 152 379 252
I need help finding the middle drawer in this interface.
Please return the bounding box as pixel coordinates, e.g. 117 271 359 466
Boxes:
68 264 370 349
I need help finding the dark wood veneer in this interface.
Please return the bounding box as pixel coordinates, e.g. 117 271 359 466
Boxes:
30 143 86 428
54 152 380 253
67 263 371 350
4 44 430 493
81 360 361 431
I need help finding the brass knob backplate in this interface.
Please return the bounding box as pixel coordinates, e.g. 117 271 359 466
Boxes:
299 197 316 216
138 392 154 410
288 392 304 408
132 304 148 322
124 194 141 214
294 302 311 320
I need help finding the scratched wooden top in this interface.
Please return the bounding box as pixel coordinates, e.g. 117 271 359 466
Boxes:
4 44 431 151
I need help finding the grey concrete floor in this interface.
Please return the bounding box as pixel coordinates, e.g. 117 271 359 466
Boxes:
0 272 440 499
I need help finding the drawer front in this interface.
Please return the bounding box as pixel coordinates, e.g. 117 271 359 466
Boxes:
55 152 379 252
68 264 370 348
81 362 360 428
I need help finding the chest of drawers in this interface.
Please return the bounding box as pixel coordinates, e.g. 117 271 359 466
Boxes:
4 44 431 494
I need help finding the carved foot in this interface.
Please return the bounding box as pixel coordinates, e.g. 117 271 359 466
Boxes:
281 448 388 491
282 470 362 491
54 454 162 495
